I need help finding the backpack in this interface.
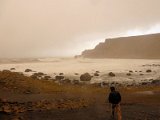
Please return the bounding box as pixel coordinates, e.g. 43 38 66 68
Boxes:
109 91 121 104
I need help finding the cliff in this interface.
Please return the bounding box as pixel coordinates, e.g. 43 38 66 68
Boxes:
81 33 160 59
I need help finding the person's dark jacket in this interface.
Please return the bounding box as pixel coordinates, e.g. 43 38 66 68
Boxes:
108 91 121 104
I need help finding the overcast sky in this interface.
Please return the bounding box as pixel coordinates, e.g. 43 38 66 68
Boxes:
0 0 160 58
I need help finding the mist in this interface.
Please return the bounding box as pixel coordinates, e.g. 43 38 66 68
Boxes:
0 0 160 58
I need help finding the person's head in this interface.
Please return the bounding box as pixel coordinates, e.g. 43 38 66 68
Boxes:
110 86 115 92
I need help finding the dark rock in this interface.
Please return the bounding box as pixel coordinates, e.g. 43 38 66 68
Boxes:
141 82 149 85
129 70 133 73
37 72 45 76
61 79 71 84
75 73 79 75
72 80 79 85
10 68 16 70
32 72 45 77
59 73 64 75
80 73 92 81
146 69 152 73
96 71 100 73
108 72 115 77
30 72 45 79
151 80 160 85
94 73 99 76
126 73 132 76
55 76 64 80
44 76 51 80
25 69 32 72
140 73 144 76
2 70 11 73
30 74 38 79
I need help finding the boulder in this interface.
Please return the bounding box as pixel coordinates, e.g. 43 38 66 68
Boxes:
61 79 71 84
75 73 79 75
80 73 92 81
126 73 132 76
55 76 64 80
25 69 32 72
44 76 51 80
129 70 133 73
59 73 64 75
151 80 160 85
37 72 45 76
94 73 99 76
108 72 115 77
72 80 80 85
10 68 16 70
146 69 152 73
141 82 149 85
96 71 100 73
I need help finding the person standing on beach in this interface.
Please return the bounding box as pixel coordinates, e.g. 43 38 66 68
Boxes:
108 87 122 120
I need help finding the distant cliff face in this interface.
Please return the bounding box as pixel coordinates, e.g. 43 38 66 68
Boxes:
81 33 160 59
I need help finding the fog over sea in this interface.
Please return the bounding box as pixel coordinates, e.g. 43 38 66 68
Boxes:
0 57 160 84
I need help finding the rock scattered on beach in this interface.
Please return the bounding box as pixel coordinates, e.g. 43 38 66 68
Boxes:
30 72 45 79
61 79 71 84
140 74 144 76
55 75 65 80
141 82 149 85
75 73 79 75
10 68 16 70
146 69 152 73
44 75 51 80
151 80 160 85
108 72 115 77
96 71 100 73
25 69 32 72
94 73 99 76
72 80 80 85
80 73 92 81
126 73 132 76
59 73 64 75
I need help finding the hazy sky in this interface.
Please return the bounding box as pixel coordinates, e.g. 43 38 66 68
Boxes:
0 0 160 58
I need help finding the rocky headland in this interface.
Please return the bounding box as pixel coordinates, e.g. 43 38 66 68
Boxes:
81 33 160 59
